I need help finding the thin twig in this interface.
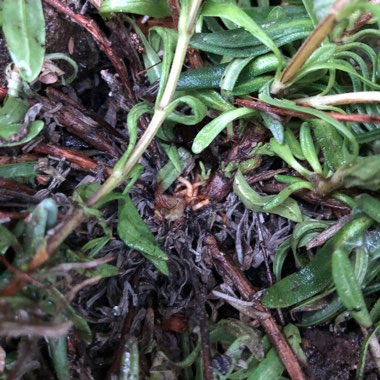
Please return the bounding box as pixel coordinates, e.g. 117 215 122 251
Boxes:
271 0 352 93
236 98 380 124
204 234 307 380
306 215 351 249
33 142 112 176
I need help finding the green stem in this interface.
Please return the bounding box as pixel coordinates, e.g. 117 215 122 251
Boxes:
45 0 203 255
87 0 202 207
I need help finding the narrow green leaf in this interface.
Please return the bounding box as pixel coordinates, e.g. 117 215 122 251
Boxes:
165 95 207 125
192 108 256 154
126 16 161 83
284 129 305 160
302 0 318 25
0 120 44 147
25 198 58 259
313 119 347 171
300 122 322 174
149 27 177 106
117 196 169 275
100 0 171 18
113 103 151 176
0 161 36 184
332 248 372 328
190 90 235 112
48 336 70 380
260 111 284 143
0 96 28 124
200 1 284 78
161 144 182 172
0 225 23 255
3 0 45 82
356 322 380 379
356 194 380 224
220 57 254 91
262 215 372 308
370 298 380 323
260 83 359 159
50 288 92 344
270 138 312 178
344 155 380 191
233 170 303 223
157 147 193 192
313 0 335 21
263 181 313 211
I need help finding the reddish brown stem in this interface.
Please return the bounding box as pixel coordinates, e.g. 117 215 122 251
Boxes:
0 153 39 165
0 177 36 195
43 0 135 103
204 234 307 380
0 211 29 220
236 98 380 124
33 142 112 176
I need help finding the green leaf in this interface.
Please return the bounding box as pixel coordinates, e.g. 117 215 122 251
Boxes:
260 83 359 159
200 1 284 78
0 225 23 255
48 337 70 380
313 119 348 171
302 0 318 26
125 16 161 83
91 263 119 278
262 215 372 308
356 322 380 380
157 147 193 192
165 95 207 125
48 288 92 344
263 181 313 211
313 0 334 21
247 324 304 380
117 196 169 275
100 0 171 18
220 57 254 92
344 155 380 191
192 107 256 154
81 236 111 258
260 111 284 143
190 89 235 112
0 96 28 124
3 0 45 82
149 27 177 105
25 198 58 259
270 138 312 178
233 170 303 223
0 120 44 147
356 194 380 224
300 122 322 174
0 161 36 184
332 248 372 328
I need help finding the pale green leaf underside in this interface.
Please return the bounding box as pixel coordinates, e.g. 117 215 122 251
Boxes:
3 0 45 82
